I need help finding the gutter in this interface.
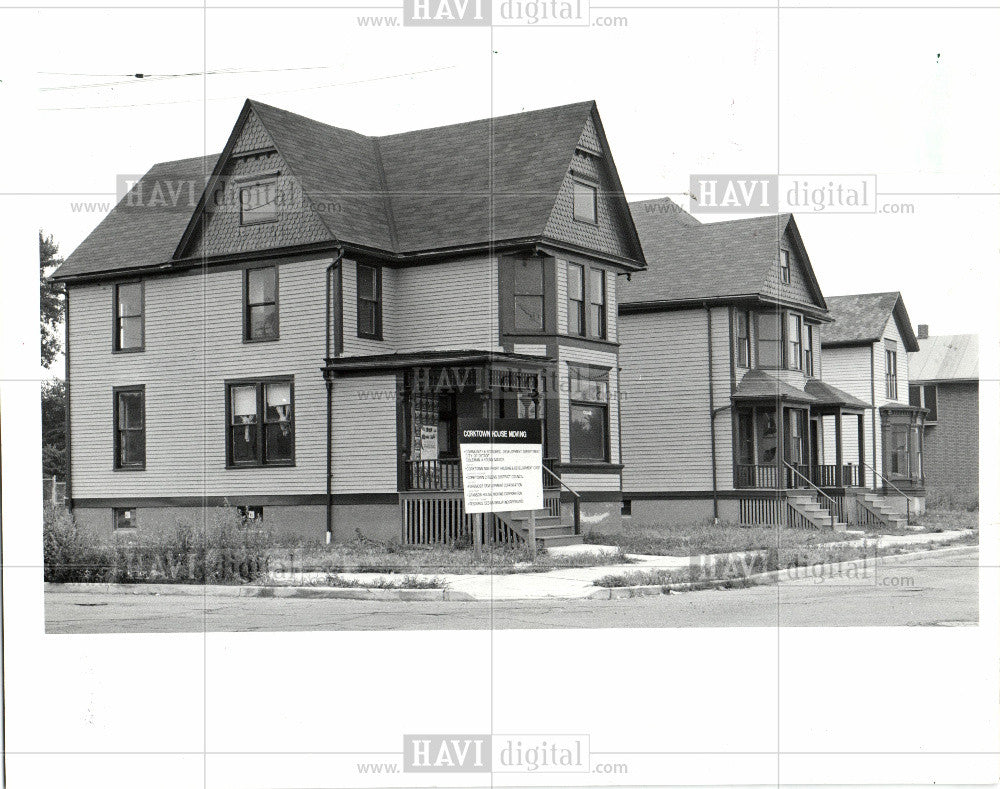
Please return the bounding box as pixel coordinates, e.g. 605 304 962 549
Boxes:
325 247 346 544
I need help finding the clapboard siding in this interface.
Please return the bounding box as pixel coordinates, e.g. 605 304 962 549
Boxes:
68 256 397 498
821 344 876 487
340 255 499 356
561 472 620 492
331 375 398 492
620 308 719 492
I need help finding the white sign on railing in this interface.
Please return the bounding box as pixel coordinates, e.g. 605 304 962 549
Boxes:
458 419 543 514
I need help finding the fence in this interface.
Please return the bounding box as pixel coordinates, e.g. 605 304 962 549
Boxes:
43 476 66 507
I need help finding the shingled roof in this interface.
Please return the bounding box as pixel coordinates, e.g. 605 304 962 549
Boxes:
53 99 644 281
908 334 979 382
619 211 826 309
822 292 919 351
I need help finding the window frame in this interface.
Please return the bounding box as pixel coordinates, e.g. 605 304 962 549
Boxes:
566 262 585 336
588 268 608 340
225 376 296 468
779 248 791 284
885 340 898 399
511 257 545 334
356 263 383 340
113 384 146 471
736 310 751 368
572 179 598 225
803 323 815 377
787 313 803 371
112 280 145 353
243 264 280 343
755 311 786 369
112 507 139 531
239 178 279 226
567 364 611 463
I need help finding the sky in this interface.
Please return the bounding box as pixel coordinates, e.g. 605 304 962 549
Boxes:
4 4 999 381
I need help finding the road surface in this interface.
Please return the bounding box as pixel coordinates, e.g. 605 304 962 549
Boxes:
45 547 979 633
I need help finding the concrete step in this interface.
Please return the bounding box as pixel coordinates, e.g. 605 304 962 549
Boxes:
537 534 583 547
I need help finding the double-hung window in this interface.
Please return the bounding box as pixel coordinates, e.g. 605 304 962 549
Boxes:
113 386 145 470
114 282 144 351
736 310 751 368
909 384 938 422
885 340 898 399
356 264 382 339
787 314 802 371
512 258 544 333
589 269 607 340
227 379 294 467
756 312 784 369
803 324 815 376
779 249 791 284
244 266 278 342
568 365 610 462
567 263 585 336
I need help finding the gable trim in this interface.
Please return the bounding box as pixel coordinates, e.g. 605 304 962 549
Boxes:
781 215 827 311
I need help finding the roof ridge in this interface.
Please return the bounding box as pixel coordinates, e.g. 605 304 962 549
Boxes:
370 137 399 252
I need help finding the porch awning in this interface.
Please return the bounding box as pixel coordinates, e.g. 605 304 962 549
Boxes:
323 349 553 376
803 379 870 411
731 369 817 404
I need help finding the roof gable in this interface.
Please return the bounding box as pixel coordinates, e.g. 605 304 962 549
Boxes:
619 211 827 310
822 291 919 351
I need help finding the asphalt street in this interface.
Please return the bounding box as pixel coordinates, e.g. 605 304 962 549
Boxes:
45 547 979 633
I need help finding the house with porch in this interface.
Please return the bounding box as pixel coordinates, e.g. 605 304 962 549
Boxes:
821 292 927 520
51 99 646 546
907 326 979 509
618 199 880 530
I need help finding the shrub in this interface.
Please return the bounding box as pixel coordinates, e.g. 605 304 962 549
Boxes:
43 505 115 582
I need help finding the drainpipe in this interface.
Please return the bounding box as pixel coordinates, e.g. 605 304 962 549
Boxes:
325 247 345 544
705 304 719 521
869 343 877 492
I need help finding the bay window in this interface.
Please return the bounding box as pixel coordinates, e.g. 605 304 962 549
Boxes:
513 258 545 333
568 364 610 462
736 310 750 368
567 263 585 336
787 314 802 371
589 268 607 340
756 312 784 369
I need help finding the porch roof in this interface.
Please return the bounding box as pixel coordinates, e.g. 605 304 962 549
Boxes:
731 370 817 404
323 349 553 375
803 379 870 410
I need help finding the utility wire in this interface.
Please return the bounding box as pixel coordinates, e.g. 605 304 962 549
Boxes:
39 64 356 91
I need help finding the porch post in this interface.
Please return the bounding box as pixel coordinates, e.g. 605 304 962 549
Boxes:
834 407 843 488
857 413 866 487
776 402 785 490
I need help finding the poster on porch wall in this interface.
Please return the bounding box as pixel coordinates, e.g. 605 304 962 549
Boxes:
459 418 544 513
419 424 439 461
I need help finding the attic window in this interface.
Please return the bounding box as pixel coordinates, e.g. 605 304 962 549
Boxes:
779 249 791 284
240 179 278 225
573 180 598 225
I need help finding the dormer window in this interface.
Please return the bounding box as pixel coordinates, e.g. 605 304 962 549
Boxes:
779 249 791 284
573 180 597 224
240 179 277 225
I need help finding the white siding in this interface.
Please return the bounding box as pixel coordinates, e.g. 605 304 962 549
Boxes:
512 344 547 356
619 308 728 493
821 344 876 487
68 256 398 499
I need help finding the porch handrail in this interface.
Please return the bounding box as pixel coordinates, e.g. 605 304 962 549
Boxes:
861 460 913 524
542 463 582 536
783 461 838 528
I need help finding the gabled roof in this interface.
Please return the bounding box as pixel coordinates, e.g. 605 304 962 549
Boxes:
618 212 827 311
50 154 219 280
53 99 644 281
822 292 919 351
628 196 701 227
908 334 979 382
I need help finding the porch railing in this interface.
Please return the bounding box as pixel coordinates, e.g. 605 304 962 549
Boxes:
735 464 780 489
783 462 840 527
737 463 861 490
405 457 560 492
542 463 582 536
862 460 914 524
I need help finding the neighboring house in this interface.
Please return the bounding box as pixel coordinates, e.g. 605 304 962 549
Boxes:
821 292 927 517
908 326 979 508
618 199 878 530
51 99 646 545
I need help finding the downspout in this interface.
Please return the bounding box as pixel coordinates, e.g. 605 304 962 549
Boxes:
63 288 72 509
705 304 719 521
869 343 877 492
325 247 346 544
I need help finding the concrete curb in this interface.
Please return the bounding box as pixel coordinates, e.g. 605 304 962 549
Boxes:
586 543 979 599
45 542 977 603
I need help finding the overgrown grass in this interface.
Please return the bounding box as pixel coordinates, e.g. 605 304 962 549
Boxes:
912 509 979 533
584 520 854 557
44 505 273 584
321 574 445 589
270 538 631 576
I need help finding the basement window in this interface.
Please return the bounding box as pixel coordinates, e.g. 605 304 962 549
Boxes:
238 505 264 525
113 507 138 531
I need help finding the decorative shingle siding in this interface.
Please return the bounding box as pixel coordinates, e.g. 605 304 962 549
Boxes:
620 307 730 493
68 257 399 499
185 119 333 259
768 232 819 305
923 381 979 505
543 130 631 260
